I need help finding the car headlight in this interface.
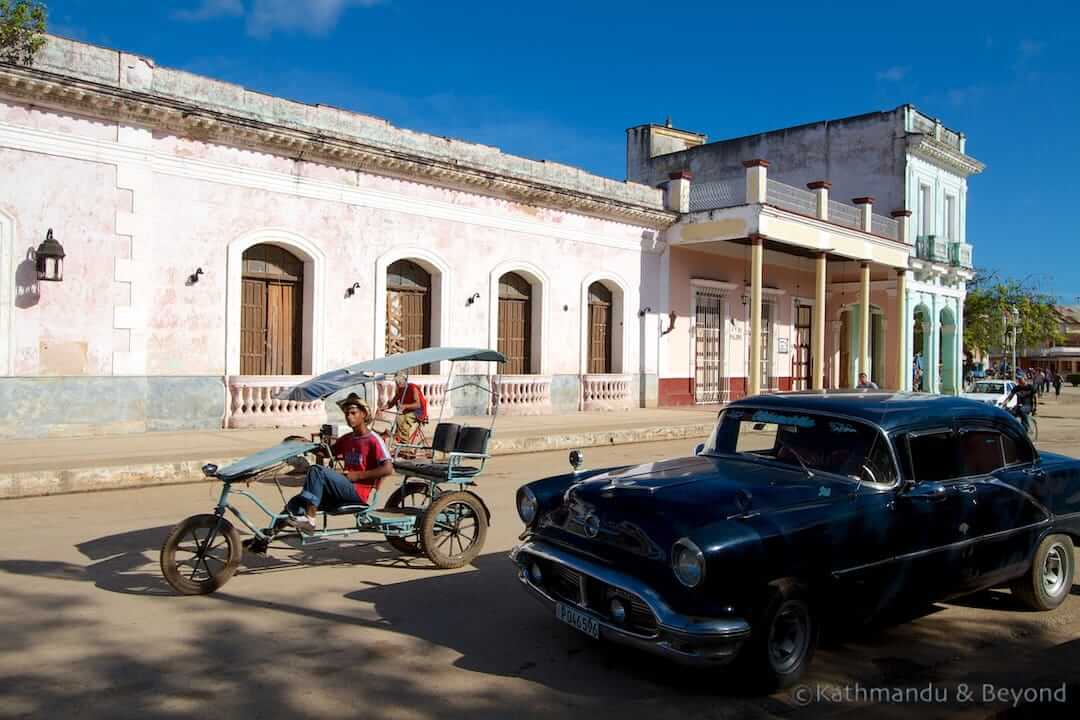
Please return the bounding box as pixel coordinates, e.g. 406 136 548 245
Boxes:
517 487 539 525
672 538 705 588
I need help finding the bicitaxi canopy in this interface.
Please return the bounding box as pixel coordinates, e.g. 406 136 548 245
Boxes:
274 347 506 402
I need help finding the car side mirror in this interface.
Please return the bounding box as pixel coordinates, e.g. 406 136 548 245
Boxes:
694 443 706 456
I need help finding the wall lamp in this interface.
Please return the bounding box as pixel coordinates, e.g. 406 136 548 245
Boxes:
35 228 65 282
637 306 652 318
345 282 361 298
187 267 204 285
466 292 480 306
661 310 677 335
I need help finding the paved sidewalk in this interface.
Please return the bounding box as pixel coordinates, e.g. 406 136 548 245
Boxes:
0 407 719 499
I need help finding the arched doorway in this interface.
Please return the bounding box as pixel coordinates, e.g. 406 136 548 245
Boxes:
240 244 304 375
587 281 613 374
386 259 431 372
498 272 532 374
940 306 957 394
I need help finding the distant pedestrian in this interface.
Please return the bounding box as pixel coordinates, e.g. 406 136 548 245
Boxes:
1035 369 1045 396
857 372 879 390
1054 373 1063 397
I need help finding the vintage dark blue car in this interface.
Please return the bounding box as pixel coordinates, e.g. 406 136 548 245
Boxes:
510 392 1080 690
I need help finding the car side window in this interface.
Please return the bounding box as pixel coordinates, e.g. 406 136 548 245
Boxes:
860 434 898 487
908 431 962 482
958 430 1006 476
1002 428 1035 466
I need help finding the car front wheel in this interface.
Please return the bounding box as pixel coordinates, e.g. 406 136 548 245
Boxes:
1011 534 1075 611
738 583 818 692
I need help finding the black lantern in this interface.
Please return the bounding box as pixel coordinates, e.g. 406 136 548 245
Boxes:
35 229 65 282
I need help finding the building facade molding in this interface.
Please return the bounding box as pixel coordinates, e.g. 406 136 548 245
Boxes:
0 64 677 230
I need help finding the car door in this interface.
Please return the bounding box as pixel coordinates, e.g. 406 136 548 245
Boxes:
889 427 981 602
970 424 1051 587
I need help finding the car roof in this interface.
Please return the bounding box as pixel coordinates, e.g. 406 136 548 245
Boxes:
728 390 1008 431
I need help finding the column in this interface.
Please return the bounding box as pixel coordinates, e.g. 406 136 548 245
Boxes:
956 294 966 392
807 181 831 220
666 170 692 213
748 234 764 396
891 209 912 246
812 252 827 389
830 321 842 388
743 160 769 204
895 269 907 390
928 295 940 393
860 262 871 379
853 197 874 233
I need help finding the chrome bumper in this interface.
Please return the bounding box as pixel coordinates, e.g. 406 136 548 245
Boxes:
510 540 750 667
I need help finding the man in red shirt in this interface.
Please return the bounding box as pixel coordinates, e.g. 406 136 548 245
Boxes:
285 393 393 533
382 371 429 444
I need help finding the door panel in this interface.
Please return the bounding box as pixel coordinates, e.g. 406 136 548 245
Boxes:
241 279 267 375
498 297 530 374
588 303 611 374
694 289 723 403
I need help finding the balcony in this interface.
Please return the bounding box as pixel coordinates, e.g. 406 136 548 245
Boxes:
949 241 973 268
916 235 949 264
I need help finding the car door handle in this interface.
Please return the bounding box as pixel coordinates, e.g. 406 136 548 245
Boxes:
955 484 977 494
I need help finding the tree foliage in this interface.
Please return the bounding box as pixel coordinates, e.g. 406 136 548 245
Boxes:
963 273 1064 357
0 0 47 66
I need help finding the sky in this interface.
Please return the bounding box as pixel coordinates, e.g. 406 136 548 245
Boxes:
41 0 1080 300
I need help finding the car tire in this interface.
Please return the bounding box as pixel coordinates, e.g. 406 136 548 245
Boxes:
1010 534 1075 611
737 582 818 692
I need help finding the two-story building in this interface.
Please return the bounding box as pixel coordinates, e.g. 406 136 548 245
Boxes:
628 106 984 405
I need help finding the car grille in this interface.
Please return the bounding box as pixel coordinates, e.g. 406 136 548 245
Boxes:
528 556 658 635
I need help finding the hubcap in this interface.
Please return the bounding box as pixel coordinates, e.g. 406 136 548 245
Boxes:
1042 544 1068 597
768 601 810 674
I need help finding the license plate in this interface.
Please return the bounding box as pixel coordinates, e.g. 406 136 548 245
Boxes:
556 602 600 639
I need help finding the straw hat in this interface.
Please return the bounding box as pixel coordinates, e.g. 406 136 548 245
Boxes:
336 392 371 415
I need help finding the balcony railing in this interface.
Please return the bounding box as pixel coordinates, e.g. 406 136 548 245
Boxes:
871 214 899 241
949 241 973 268
493 375 552 415
916 235 950 263
226 375 327 429
688 180 746 212
373 375 451 418
765 180 817 216
827 199 861 232
581 374 633 411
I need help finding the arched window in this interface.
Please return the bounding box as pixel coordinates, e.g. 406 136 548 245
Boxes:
241 244 304 375
498 272 533 374
386 259 432 370
587 281 613 374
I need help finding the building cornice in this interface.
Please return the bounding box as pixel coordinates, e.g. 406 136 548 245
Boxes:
906 135 985 177
0 62 677 230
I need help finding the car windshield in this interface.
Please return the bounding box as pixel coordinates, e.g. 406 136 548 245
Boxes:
704 407 882 480
971 382 1005 394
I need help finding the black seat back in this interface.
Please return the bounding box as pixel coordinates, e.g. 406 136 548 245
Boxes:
431 422 461 453
454 426 491 455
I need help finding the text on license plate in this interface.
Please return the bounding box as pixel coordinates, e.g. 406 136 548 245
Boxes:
556 602 600 639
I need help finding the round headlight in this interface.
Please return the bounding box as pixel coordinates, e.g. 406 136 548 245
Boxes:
609 597 627 623
517 487 539 525
672 538 705 588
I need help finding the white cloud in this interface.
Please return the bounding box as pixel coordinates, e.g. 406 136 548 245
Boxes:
247 0 386 37
173 0 244 22
875 65 910 82
172 0 385 36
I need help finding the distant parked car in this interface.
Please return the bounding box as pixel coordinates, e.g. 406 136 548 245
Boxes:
962 379 1017 409
511 392 1080 691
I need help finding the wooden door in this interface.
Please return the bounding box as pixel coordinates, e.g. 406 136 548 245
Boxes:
793 304 812 390
498 272 532 374
386 260 432 373
241 278 267 375
694 288 723 403
588 282 612 374
240 244 304 376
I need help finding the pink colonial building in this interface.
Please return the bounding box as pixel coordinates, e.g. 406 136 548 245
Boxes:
0 36 674 438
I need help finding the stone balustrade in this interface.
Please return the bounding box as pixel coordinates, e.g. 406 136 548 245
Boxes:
581 374 633 411
372 375 451 418
493 375 552 416
225 375 327 429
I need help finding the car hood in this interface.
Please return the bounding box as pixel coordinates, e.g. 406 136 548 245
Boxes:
565 455 849 525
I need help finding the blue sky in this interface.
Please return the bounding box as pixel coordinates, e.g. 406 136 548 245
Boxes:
44 1 1080 300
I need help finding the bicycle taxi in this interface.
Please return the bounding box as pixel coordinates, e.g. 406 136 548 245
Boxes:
159 347 505 595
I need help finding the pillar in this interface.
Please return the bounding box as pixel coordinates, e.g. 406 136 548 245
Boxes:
807 181 830 220
666 170 692 214
743 159 769 204
891 209 912 246
895 269 907 390
748 234 764 396
860 262 871 379
853 197 874 233
812 252 827 389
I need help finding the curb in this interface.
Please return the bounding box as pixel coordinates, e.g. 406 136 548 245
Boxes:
0 423 713 500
